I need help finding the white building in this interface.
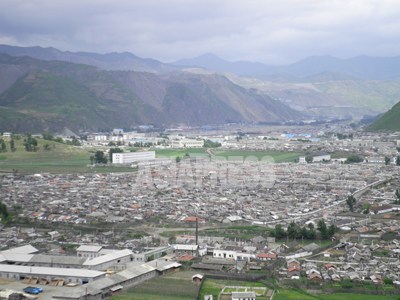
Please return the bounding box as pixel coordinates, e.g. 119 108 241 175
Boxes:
171 139 204 148
93 134 108 141
83 249 133 271
213 249 237 260
0 264 106 284
77 245 103 258
112 151 155 164
313 154 331 162
232 291 256 300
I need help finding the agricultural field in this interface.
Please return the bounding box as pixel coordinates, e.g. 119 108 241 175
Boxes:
111 271 200 300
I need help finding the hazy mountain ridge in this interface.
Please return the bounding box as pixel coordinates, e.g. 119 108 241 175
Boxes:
175 53 400 118
1 44 400 131
175 53 400 80
0 54 301 132
0 44 178 73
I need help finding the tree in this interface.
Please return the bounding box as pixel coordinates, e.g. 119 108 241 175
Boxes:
396 156 400 166
306 227 316 240
0 202 12 224
43 143 51 151
0 139 6 152
287 222 299 239
299 226 308 239
175 156 181 163
273 224 286 239
395 189 400 205
385 156 391 165
10 138 16 152
42 132 54 141
317 219 329 239
346 195 356 212
327 224 336 239
362 202 370 214
203 139 221 148
305 155 313 163
93 151 107 164
66 138 81 146
23 134 38 152
109 148 123 163
345 155 363 164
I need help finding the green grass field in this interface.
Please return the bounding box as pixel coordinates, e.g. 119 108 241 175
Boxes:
212 150 303 163
274 288 400 300
156 148 303 163
199 278 270 300
0 137 135 173
155 148 209 158
111 271 200 300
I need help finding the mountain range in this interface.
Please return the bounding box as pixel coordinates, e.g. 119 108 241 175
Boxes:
174 53 400 80
0 53 300 132
0 44 400 132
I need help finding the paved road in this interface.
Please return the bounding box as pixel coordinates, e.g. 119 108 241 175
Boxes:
0 279 67 300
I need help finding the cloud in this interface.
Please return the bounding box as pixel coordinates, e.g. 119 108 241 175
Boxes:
0 0 399 63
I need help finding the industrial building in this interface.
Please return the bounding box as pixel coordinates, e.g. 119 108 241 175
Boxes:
112 151 155 164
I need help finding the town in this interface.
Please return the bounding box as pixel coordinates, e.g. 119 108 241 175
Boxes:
1 123 400 299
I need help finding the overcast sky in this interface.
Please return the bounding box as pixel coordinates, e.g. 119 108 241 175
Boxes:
0 0 400 64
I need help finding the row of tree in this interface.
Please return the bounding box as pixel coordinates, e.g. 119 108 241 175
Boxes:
0 138 16 153
43 132 81 146
272 219 336 240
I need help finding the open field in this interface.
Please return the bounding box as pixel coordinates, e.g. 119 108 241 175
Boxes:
156 148 303 163
111 271 200 300
274 288 400 300
0 138 136 173
1 140 304 173
199 278 270 300
212 150 303 163
201 225 272 240
155 148 209 158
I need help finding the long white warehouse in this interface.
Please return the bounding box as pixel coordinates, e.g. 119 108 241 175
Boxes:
112 151 155 164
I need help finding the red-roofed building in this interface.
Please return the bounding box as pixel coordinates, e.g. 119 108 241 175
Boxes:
177 254 195 261
183 216 205 223
256 253 277 261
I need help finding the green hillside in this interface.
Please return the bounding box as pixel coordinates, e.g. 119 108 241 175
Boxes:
0 54 302 132
314 80 400 112
368 101 400 131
